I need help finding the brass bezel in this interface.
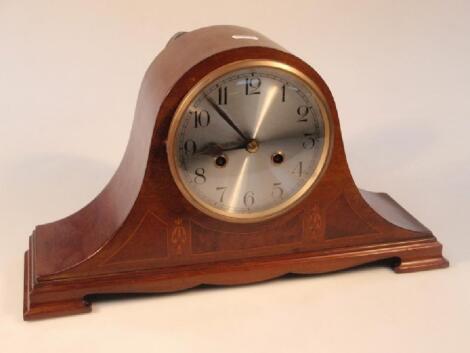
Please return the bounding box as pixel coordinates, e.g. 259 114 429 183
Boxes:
167 59 333 223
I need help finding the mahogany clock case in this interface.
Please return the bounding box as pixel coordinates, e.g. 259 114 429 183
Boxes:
23 25 448 320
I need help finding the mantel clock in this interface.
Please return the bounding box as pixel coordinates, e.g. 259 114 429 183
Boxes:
23 26 448 320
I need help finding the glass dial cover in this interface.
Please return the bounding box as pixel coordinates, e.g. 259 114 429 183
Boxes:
167 61 331 222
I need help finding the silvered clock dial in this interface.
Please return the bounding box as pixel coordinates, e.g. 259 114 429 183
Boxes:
167 60 331 222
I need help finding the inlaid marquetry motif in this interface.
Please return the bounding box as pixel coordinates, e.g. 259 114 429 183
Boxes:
170 218 188 255
304 203 323 240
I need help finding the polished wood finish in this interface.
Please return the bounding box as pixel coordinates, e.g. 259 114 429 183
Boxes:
23 25 448 320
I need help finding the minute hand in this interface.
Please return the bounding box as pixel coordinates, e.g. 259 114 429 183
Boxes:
205 94 250 143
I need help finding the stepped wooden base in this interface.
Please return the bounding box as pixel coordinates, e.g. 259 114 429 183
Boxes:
394 256 449 273
24 253 91 320
24 237 448 320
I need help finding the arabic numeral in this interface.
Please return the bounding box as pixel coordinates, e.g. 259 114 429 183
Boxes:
194 168 206 184
216 186 227 203
296 105 311 122
293 161 303 178
243 191 255 208
272 182 284 199
218 86 228 105
245 77 261 95
302 133 315 149
184 139 197 155
192 110 210 128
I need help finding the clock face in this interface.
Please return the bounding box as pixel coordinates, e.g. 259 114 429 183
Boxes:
167 60 331 222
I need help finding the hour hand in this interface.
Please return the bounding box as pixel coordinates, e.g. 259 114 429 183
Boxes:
204 94 250 144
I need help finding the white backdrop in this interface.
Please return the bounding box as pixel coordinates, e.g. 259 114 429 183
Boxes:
1 1 469 352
